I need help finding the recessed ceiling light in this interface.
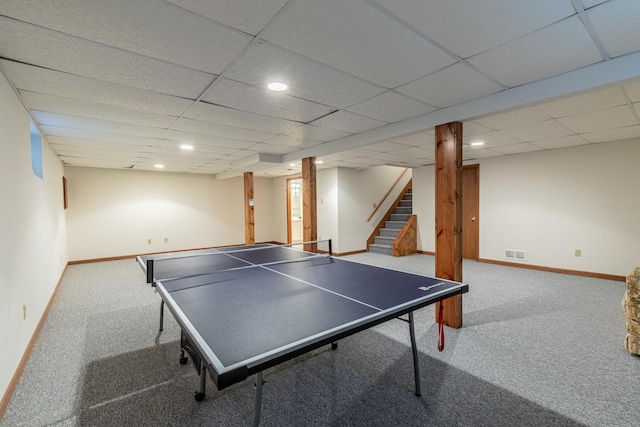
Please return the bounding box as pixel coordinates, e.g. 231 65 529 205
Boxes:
470 141 484 146
315 160 323 164
268 82 287 91
180 143 194 150
154 164 164 169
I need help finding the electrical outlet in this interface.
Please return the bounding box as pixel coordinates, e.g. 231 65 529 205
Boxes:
373 202 377 208
164 237 168 243
574 249 582 257
23 304 27 320
147 239 152 244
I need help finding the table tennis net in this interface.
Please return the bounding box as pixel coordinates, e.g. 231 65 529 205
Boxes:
147 241 331 283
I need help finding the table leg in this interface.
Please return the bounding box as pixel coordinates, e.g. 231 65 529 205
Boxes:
195 360 206 401
408 311 421 397
252 372 264 427
159 299 164 332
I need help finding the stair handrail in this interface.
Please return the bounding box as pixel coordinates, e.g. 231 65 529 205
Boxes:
367 168 408 222
366 178 413 249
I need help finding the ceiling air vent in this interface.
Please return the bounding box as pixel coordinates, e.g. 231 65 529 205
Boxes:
504 249 526 261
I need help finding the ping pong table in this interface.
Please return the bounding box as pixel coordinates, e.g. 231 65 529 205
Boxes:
137 242 468 426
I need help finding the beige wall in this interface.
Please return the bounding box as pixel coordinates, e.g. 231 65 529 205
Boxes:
64 167 274 261
0 72 68 404
413 138 640 276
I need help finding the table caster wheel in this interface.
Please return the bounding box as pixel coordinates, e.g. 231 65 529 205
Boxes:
194 392 205 401
179 357 188 365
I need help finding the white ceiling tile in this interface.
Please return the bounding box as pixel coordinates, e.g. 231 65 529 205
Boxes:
41 127 159 146
203 78 334 122
61 158 140 169
285 125 351 142
365 141 411 152
557 105 637 133
185 102 303 134
463 148 505 160
262 135 323 149
56 148 145 161
260 0 455 88
536 87 627 118
500 120 574 141
245 143 297 155
581 0 609 8
625 80 640 103
374 0 576 58
473 107 551 130
0 60 194 116
462 122 493 136
333 160 371 168
389 146 434 160
367 152 415 163
467 17 603 87
172 117 275 142
165 0 288 35
49 139 145 154
346 91 435 122
390 131 434 146
0 0 252 74
50 141 150 155
588 0 640 58
21 92 178 128
0 17 215 98
489 143 544 155
33 111 167 138
224 42 386 109
339 148 380 158
529 135 590 149
399 158 434 167
155 140 243 156
343 157 386 167
311 111 386 134
406 141 435 151
322 152 358 162
580 125 640 143
396 63 504 108
163 130 258 150
463 131 523 147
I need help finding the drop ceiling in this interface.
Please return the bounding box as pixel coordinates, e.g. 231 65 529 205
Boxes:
1 0 639 178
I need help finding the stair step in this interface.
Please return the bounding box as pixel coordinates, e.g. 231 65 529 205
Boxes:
394 206 412 215
390 213 411 222
385 220 406 229
403 194 412 201
374 236 395 245
368 244 393 256
398 200 412 207
380 228 400 237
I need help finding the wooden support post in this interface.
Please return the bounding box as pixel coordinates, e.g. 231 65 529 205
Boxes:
244 172 255 245
302 157 317 252
435 122 463 328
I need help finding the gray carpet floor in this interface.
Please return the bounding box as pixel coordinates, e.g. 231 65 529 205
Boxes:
1 253 636 426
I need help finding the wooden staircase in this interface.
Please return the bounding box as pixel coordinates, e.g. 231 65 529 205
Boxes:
367 182 417 256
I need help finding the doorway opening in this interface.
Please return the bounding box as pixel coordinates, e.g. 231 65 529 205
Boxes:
287 177 303 244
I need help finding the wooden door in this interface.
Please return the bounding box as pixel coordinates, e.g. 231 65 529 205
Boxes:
462 164 479 259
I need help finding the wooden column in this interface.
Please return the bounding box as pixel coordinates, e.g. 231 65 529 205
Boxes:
301 157 317 252
435 122 463 328
244 172 255 245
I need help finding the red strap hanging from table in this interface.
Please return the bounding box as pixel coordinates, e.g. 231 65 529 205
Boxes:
437 301 445 352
